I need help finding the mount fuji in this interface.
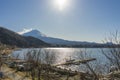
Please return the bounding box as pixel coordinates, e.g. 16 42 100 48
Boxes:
19 29 99 46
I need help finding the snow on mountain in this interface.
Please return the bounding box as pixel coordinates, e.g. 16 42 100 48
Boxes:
21 29 71 45
19 29 97 45
18 28 33 35
23 29 47 37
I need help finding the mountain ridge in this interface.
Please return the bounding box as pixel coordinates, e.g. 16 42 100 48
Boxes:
21 29 100 46
21 29 120 48
0 27 50 47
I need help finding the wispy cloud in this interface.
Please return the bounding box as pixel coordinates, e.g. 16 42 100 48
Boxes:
18 28 33 35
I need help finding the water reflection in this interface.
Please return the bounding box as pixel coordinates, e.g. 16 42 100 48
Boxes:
11 48 108 73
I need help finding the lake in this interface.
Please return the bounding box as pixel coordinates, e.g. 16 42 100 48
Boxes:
11 48 111 73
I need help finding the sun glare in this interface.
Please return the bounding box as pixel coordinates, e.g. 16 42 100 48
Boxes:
54 0 68 11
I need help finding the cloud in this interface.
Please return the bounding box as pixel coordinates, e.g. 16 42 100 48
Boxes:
18 28 33 35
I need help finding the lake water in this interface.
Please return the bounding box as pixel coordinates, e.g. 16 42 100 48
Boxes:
11 48 110 73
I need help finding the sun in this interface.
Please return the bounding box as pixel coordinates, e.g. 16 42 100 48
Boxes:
54 0 68 11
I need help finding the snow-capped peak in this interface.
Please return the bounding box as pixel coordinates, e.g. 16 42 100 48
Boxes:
19 29 47 37
27 29 46 37
18 28 33 35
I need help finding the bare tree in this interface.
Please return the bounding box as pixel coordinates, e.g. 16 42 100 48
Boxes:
24 49 57 80
75 49 101 80
42 49 57 80
25 50 40 80
102 31 120 71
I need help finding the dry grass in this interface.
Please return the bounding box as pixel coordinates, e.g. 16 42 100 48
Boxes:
0 76 12 80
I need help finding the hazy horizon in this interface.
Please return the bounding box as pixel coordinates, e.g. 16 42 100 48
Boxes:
0 0 120 43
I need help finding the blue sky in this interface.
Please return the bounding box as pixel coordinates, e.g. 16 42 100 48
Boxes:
0 0 120 43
